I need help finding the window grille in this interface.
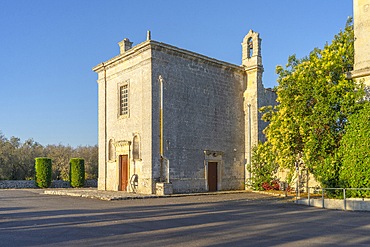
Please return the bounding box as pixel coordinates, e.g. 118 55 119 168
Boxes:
120 84 129 116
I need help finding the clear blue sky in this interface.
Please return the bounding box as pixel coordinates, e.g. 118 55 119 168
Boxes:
0 0 353 147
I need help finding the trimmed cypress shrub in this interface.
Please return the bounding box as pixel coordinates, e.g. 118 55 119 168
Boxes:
70 158 85 188
35 157 52 188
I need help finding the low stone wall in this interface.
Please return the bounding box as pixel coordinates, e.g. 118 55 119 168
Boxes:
0 180 97 189
0 180 37 189
84 179 98 188
297 198 370 211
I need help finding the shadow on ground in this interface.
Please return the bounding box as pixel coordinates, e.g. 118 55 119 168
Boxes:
1 190 370 246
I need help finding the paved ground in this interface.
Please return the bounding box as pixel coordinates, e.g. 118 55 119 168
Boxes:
42 188 256 200
1 189 370 246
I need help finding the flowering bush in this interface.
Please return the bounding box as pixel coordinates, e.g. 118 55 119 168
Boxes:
261 180 280 191
247 142 279 191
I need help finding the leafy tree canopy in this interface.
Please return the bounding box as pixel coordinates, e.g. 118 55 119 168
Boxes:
0 131 98 180
262 18 364 186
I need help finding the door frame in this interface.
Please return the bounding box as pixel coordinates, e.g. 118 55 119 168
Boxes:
204 150 223 191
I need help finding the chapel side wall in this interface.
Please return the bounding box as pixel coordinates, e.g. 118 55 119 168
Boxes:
98 46 154 194
151 44 246 193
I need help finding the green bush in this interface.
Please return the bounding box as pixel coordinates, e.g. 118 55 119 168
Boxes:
35 157 52 188
247 142 279 190
339 102 370 197
69 158 85 188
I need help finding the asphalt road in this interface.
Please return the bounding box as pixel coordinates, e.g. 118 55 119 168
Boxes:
1 189 370 247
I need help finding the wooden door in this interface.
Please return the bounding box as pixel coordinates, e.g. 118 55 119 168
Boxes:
208 162 218 192
119 155 128 191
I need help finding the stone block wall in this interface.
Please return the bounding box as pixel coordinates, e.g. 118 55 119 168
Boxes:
150 42 246 193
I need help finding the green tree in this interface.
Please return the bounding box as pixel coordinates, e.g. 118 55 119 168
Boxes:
73 145 98 179
18 139 45 180
0 133 12 179
339 102 370 196
0 133 45 180
247 142 279 190
44 144 73 180
0 131 98 181
263 18 363 186
0 136 24 180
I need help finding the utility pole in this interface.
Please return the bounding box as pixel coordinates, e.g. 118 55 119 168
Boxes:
248 103 252 182
296 160 300 199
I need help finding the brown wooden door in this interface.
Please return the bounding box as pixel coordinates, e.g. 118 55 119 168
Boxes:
119 155 128 191
208 162 218 192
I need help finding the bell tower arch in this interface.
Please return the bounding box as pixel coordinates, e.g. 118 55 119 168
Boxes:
242 30 263 93
242 30 262 67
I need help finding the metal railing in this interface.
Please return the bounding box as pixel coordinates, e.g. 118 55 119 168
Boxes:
302 187 370 211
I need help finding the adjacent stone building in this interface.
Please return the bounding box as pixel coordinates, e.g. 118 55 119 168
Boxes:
93 30 276 194
348 0 370 89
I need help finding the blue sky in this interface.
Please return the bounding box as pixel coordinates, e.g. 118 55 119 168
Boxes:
0 0 353 147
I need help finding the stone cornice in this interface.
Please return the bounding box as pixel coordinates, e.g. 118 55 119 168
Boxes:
347 67 370 79
92 40 152 72
114 140 131 148
243 64 264 72
92 40 245 73
204 150 224 156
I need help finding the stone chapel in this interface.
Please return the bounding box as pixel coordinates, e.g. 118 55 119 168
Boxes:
93 30 276 194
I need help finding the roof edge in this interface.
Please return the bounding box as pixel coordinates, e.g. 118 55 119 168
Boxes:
92 40 244 72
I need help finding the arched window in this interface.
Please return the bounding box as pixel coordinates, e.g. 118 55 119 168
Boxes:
132 135 140 160
108 139 115 161
247 37 253 58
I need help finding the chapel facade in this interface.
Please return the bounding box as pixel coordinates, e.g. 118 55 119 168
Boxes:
93 30 276 194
